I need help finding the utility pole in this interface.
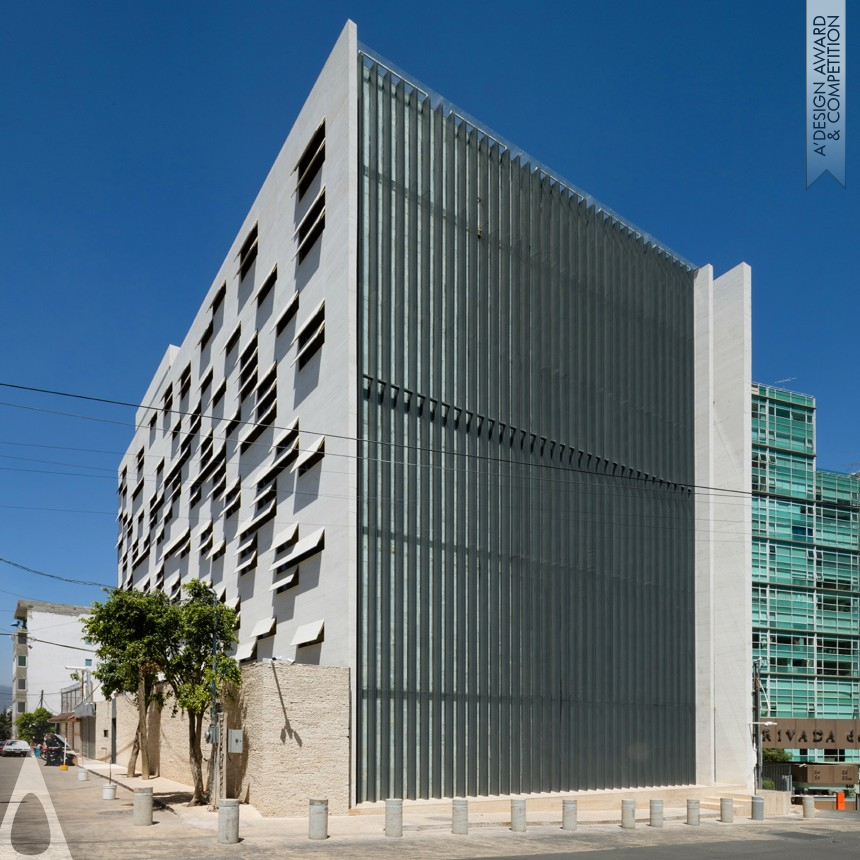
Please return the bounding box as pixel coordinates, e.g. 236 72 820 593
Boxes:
208 586 219 810
753 658 763 791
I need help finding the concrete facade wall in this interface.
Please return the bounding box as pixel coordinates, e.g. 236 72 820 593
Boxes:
115 21 359 670
694 263 753 787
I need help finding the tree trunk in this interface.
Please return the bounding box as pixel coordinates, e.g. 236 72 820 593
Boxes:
138 675 150 780
126 731 139 778
188 711 206 805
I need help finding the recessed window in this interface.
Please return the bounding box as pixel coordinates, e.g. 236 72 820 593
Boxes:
17 678 25 690
297 121 325 199
238 224 259 280
18 655 26 667
225 323 242 358
178 365 191 401
200 319 214 351
293 301 325 369
211 282 227 314
257 265 277 309
212 379 227 409
274 292 299 336
296 189 325 262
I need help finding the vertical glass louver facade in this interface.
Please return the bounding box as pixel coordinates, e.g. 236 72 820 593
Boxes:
752 385 860 761
356 53 698 802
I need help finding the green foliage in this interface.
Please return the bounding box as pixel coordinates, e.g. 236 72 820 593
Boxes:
0 709 12 740
82 579 240 802
16 707 54 745
83 587 176 703
762 779 776 791
164 579 241 715
763 747 792 763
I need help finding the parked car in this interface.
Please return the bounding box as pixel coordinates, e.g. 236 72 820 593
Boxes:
1 740 31 757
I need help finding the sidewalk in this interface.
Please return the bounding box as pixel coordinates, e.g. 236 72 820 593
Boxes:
51 759 860 860
76 757 801 838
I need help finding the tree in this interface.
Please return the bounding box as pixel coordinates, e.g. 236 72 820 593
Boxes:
83 580 239 805
83 588 175 779
763 747 792 763
16 707 54 745
0 708 12 740
162 579 240 805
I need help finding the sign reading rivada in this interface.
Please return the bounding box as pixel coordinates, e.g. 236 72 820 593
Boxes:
762 719 860 749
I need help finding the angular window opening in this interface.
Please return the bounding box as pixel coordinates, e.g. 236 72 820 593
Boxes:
238 224 259 280
257 265 277 308
297 121 325 199
296 189 325 262
200 319 214 352
293 301 325 369
211 282 227 314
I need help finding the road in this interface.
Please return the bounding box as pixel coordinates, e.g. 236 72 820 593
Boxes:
4 756 860 859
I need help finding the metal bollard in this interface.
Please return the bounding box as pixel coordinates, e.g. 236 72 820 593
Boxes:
649 799 663 828
218 798 240 844
133 787 153 826
686 799 700 826
720 797 733 823
510 798 527 832
751 795 764 821
621 799 636 829
562 798 577 831
452 798 468 835
309 797 328 840
802 796 815 819
385 798 403 837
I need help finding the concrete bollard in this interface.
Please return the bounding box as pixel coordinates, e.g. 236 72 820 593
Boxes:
102 784 116 801
562 799 577 831
385 798 403 838
77 770 88 782
133 787 153 826
452 798 468 835
751 795 764 821
308 798 328 840
621 799 636 829
720 797 733 823
217 798 240 844
510 798 527 832
687 799 700 826
649 799 663 828
802 796 815 819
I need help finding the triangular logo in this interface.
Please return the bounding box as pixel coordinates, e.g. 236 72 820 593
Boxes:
0 756 73 859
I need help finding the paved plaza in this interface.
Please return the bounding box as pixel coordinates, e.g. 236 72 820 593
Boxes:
3 756 860 859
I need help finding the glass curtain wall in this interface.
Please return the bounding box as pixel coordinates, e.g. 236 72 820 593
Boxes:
752 385 860 760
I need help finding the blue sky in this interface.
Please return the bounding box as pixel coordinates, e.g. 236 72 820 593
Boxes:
0 1 856 686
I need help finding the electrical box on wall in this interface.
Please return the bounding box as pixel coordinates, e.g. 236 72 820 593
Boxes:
227 729 244 754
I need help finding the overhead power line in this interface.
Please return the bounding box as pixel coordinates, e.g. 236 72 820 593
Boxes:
0 379 762 501
0 556 111 589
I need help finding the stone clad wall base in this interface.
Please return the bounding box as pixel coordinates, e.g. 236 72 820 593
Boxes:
100 662 351 815
229 663 350 815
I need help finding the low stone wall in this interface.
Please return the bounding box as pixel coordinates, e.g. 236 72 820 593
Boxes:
95 662 351 815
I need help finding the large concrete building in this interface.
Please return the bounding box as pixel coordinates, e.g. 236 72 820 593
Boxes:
117 21 752 805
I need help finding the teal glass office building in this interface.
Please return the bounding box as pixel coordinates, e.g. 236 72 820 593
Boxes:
752 385 860 761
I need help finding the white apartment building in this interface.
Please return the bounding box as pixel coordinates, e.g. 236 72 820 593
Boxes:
118 21 753 804
11 600 93 730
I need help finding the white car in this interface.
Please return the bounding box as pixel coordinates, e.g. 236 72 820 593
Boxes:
1 740 31 757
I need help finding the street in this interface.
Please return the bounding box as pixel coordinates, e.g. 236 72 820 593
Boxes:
4 757 860 859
